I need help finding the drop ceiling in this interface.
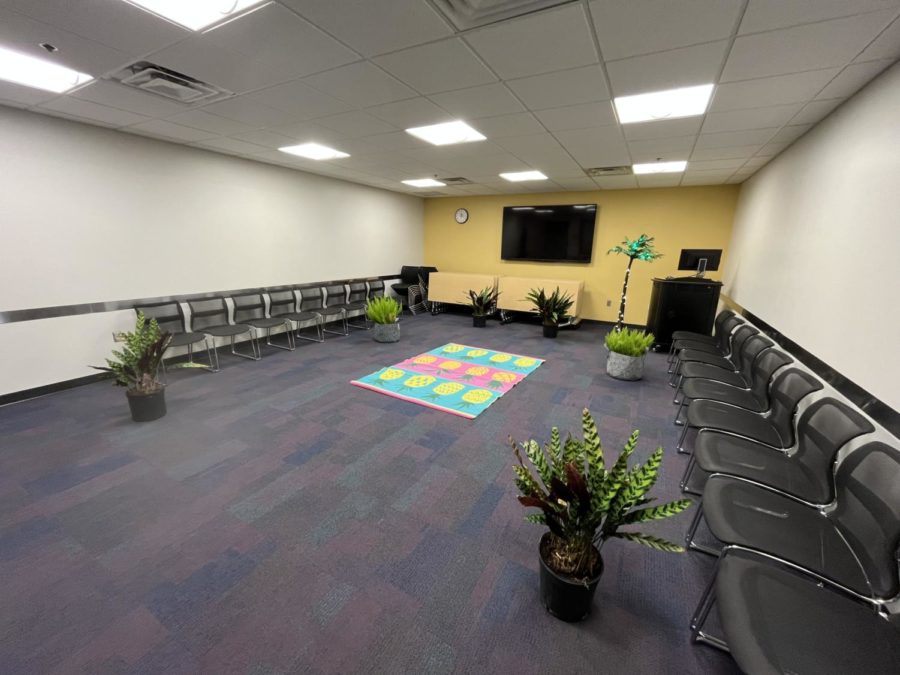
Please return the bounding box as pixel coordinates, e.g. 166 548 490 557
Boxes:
0 0 898 196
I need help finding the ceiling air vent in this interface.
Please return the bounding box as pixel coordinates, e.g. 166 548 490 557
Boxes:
440 176 473 185
114 62 232 104
431 0 577 30
584 166 633 177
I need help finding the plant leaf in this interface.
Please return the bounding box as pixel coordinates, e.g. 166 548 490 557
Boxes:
612 531 685 553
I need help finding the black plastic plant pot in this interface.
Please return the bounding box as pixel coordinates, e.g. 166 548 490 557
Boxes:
543 323 559 338
539 533 603 622
473 315 487 327
126 387 167 422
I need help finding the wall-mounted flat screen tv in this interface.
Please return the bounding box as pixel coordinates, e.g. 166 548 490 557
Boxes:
501 204 597 263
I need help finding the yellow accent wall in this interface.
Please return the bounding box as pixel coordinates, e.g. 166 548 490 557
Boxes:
423 186 739 323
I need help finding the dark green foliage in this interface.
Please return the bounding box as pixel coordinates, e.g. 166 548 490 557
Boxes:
92 312 171 394
512 408 692 579
605 327 655 357
524 286 574 326
466 286 498 317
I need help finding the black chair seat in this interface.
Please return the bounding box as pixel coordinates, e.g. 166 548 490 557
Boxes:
275 311 321 323
680 362 746 386
687 400 783 447
319 306 345 316
169 331 208 348
672 330 718 343
203 324 251 337
682 379 764 411
344 301 367 311
676 348 735 370
673 339 724 355
703 477 869 595
716 550 900 675
391 283 411 295
693 432 829 502
246 317 288 330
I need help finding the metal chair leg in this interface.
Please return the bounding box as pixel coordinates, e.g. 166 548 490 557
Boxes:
205 337 219 372
668 359 682 384
680 454 704 495
347 311 370 330
677 423 692 454
323 311 349 337
690 562 730 652
265 323 295 351
685 505 721 556
673 374 686 404
674 395 690 425
229 330 261 361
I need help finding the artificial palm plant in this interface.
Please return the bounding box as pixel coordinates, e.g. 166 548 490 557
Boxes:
512 408 691 580
608 234 662 332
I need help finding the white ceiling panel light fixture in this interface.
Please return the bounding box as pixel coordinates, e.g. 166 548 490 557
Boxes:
614 84 714 124
0 46 92 93
402 178 446 188
278 142 349 160
632 161 687 174
499 170 548 182
405 120 486 146
121 0 268 31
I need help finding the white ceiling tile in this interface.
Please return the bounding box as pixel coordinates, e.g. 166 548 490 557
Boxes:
855 16 900 61
590 0 744 60
492 132 582 171
553 177 599 190
193 137 268 155
506 66 609 110
681 174 729 186
755 141 790 156
365 131 431 151
267 120 346 144
791 98 844 125
695 128 778 148
429 83 524 119
250 79 352 119
741 156 773 169
126 120 217 142
281 0 453 56
0 80 57 106
166 110 253 135
636 174 683 188
533 102 617 131
815 60 895 99
203 3 359 79
465 4 598 79
739 0 900 34
626 135 696 162
373 39 497 95
622 117 703 140
36 97 151 127
722 11 898 81
594 175 638 189
606 41 730 96
303 62 417 107
553 127 631 166
709 69 841 112
767 124 811 144
702 103 804 133
314 111 396 137
200 96 298 128
470 112 546 138
686 158 747 170
231 129 296 149
691 144 761 160
72 80 190 117
365 97 454 128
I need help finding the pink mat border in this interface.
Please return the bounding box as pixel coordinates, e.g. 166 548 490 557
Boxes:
349 379 476 419
439 343 546 363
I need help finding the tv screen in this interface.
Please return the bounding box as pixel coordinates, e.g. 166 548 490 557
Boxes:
501 204 597 263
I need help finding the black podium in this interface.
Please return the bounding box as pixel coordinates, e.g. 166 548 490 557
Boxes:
646 277 723 349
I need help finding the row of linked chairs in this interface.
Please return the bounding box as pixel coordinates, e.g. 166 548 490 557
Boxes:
667 309 900 674
136 281 384 372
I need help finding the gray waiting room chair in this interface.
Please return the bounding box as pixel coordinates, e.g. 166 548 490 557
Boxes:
673 333 774 406
187 297 260 361
297 286 346 338
134 301 218 373
669 312 743 361
670 309 737 346
343 281 370 329
320 284 350 336
266 288 323 343
669 324 758 383
231 293 294 352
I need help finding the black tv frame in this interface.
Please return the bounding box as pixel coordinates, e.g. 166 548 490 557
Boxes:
500 203 598 264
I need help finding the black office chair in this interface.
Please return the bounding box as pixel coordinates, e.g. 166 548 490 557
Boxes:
343 281 369 329
669 313 744 360
671 309 737 344
187 297 260 361
673 333 774 406
692 548 900 672
409 266 438 315
676 368 823 453
669 324 759 383
266 289 323 343
391 266 421 309
367 279 385 299
135 301 218 373
231 293 293 352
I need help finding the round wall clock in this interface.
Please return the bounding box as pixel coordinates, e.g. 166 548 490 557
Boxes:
455 208 469 224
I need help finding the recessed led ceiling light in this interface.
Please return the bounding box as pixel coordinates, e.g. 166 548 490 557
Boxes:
614 84 714 124
402 178 446 188
278 143 349 160
499 170 548 182
632 161 687 174
122 0 267 31
0 46 92 93
405 120 486 146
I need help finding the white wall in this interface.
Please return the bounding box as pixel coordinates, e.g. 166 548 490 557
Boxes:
724 61 900 411
0 106 423 396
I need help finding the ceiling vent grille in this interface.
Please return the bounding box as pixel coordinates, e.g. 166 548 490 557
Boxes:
440 176 473 184
584 165 633 177
431 0 577 30
115 62 232 104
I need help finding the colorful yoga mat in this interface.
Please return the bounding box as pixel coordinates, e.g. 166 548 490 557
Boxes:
350 342 544 419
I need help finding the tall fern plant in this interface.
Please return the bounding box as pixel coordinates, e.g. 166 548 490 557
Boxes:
512 408 692 580
608 234 662 332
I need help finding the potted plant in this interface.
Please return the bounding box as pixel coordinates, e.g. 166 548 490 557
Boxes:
511 408 692 622
367 296 402 343
604 327 655 381
525 286 574 338
466 286 498 327
607 234 662 332
93 312 201 422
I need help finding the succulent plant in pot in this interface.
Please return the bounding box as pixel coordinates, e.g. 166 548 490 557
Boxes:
466 286 498 327
525 286 574 338
605 328 655 381
367 296 402 343
511 408 692 621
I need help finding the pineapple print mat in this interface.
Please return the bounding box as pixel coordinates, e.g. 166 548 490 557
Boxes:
350 343 544 419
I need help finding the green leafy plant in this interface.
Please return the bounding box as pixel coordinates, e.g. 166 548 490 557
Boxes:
525 286 574 326
608 234 663 332
366 296 402 324
92 312 171 394
466 286 498 317
512 408 692 580
605 327 655 357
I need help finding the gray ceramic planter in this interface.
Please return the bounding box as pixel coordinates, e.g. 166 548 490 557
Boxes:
606 349 645 381
372 321 400 343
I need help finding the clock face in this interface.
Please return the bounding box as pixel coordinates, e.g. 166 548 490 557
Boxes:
455 208 469 224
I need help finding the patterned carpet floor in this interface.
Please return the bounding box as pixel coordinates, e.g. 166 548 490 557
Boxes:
0 313 739 674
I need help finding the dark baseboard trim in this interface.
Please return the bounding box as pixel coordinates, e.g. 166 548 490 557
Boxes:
0 372 111 407
721 295 899 438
